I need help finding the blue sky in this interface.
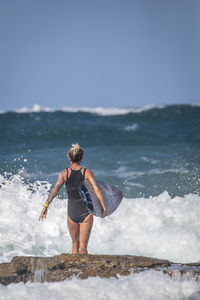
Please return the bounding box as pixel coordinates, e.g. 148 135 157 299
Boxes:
0 0 200 111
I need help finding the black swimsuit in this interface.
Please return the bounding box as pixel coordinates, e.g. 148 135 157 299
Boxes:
65 167 89 224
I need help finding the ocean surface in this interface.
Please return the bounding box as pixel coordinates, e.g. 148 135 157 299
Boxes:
0 103 200 299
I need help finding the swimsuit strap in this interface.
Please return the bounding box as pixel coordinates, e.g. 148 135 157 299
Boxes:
83 168 86 179
66 168 69 181
66 167 85 182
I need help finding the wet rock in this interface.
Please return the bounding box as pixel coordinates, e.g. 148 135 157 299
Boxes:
1 254 200 286
0 254 170 285
163 263 200 281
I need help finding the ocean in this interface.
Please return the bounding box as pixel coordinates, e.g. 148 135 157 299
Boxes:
0 104 200 299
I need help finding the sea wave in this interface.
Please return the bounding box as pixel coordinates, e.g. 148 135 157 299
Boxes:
0 271 199 300
0 104 167 116
0 174 200 264
114 166 188 179
123 123 138 131
191 101 200 107
0 102 199 116
60 104 166 115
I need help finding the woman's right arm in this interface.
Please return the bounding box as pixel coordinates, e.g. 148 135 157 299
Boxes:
86 170 107 218
39 171 65 221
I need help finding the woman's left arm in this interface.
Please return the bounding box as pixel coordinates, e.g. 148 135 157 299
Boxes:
86 170 107 218
39 171 65 221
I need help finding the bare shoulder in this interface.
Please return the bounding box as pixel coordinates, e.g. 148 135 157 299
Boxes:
85 169 94 179
59 169 67 181
85 169 98 187
59 169 66 176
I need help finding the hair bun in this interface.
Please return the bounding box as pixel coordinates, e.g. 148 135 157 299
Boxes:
71 143 80 155
67 143 83 163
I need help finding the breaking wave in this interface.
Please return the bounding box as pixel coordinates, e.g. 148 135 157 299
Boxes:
0 174 200 264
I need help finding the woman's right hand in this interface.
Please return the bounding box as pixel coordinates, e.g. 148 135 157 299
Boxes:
39 207 48 221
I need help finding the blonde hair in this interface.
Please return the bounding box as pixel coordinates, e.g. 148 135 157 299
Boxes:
67 143 84 163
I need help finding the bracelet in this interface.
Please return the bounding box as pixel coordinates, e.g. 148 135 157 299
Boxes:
43 203 49 208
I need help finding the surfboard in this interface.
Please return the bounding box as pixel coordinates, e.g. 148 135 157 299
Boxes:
79 180 123 217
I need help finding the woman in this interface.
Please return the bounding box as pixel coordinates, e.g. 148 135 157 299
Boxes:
39 143 106 254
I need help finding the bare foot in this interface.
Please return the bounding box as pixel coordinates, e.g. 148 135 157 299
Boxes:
79 248 88 254
72 242 79 254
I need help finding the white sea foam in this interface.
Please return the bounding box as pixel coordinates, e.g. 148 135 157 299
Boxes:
140 156 160 164
114 166 188 180
15 104 53 113
1 104 166 116
123 123 138 131
60 105 166 115
0 270 200 300
0 174 200 264
1 103 199 116
191 101 200 107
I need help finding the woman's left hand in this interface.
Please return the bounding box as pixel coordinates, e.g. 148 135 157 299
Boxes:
102 207 107 218
39 207 48 221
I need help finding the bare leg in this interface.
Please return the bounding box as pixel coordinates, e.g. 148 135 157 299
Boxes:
67 216 80 254
79 214 93 254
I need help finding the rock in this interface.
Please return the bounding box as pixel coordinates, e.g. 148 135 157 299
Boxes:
163 263 200 281
0 254 170 285
0 254 200 286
